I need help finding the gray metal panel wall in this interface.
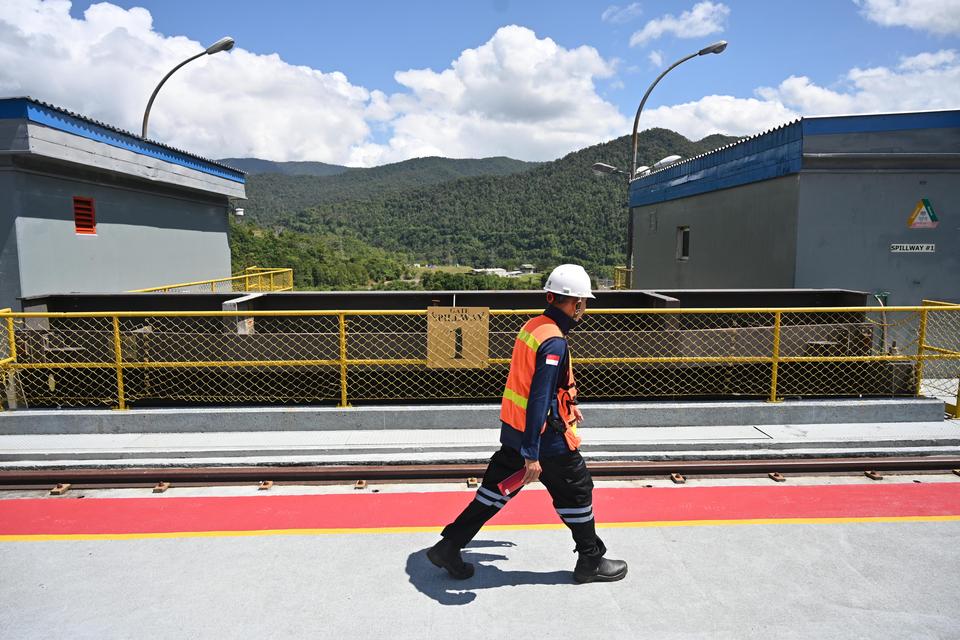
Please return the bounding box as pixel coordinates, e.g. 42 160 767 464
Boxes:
795 171 959 305
0 169 21 310
631 175 800 289
23 122 245 199
12 169 231 300
803 127 960 154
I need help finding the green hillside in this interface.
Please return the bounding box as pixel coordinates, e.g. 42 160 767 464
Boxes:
234 129 737 278
238 155 539 216
219 157 349 177
230 219 409 290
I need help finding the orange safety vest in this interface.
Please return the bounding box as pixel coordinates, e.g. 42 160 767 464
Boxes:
500 314 582 451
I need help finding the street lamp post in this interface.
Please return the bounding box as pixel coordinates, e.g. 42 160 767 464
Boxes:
141 36 235 139
614 40 728 288
591 42 728 288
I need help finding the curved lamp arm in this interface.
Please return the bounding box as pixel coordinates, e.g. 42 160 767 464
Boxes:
141 37 235 139
629 41 727 178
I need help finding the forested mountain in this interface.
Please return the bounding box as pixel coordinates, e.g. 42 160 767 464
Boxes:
220 158 350 177
232 129 738 279
235 155 538 216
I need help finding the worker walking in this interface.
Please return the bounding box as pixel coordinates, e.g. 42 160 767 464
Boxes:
427 264 628 583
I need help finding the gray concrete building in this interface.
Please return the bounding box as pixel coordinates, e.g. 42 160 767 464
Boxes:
628 110 959 305
0 97 245 311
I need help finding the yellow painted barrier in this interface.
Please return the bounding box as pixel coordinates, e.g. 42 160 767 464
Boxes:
0 304 956 410
129 267 293 294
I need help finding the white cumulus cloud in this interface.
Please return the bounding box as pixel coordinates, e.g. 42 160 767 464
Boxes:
357 25 627 165
758 51 960 114
601 3 643 24
0 0 378 163
639 48 960 142
641 96 799 141
2 1 956 168
855 0 960 35
629 2 729 47
897 49 957 71
0 3 630 166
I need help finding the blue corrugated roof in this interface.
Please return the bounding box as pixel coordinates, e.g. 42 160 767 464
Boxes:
628 110 960 208
801 110 960 135
0 97 244 184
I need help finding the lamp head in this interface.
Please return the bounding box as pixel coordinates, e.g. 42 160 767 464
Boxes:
591 162 620 177
205 37 235 55
653 155 682 169
698 40 727 56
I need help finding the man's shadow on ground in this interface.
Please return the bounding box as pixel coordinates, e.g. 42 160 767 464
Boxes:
406 539 571 605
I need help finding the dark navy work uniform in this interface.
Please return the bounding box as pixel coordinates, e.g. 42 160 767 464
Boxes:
439 305 606 558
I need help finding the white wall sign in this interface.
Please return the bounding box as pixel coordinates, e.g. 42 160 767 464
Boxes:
890 244 935 253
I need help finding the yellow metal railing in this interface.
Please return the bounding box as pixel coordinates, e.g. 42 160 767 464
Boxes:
613 267 631 290
0 308 11 412
0 304 958 413
129 267 293 294
923 300 960 418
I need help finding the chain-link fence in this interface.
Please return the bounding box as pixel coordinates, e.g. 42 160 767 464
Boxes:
919 301 960 414
0 309 11 364
0 305 957 414
128 268 294 294
0 309 12 411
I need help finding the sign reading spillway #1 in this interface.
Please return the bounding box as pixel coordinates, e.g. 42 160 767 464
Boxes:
426 307 489 368
890 244 934 253
907 199 939 229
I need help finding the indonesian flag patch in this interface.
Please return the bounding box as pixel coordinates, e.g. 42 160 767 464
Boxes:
545 354 560 366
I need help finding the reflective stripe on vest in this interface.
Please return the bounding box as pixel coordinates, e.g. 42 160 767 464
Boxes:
500 315 582 451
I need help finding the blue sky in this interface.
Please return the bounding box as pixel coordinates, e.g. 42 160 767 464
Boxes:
80 0 937 116
3 1 958 164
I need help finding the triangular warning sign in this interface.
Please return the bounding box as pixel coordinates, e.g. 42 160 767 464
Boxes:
907 199 939 228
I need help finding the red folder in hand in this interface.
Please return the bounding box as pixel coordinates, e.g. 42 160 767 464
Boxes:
497 469 526 496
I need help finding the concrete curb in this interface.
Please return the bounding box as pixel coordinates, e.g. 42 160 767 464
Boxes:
0 398 945 435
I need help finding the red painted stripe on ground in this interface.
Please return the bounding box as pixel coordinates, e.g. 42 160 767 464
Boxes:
1 483 959 536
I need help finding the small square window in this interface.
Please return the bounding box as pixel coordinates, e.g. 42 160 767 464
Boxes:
73 197 96 235
676 226 690 260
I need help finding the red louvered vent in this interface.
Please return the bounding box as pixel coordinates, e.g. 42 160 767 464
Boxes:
73 197 96 235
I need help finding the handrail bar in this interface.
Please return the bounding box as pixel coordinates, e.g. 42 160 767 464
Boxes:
1 305 958 319
128 268 292 293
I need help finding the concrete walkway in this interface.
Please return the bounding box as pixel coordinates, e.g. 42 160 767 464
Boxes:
1 420 958 469
2 478 959 639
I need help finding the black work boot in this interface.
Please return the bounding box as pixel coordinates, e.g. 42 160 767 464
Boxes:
427 538 475 580
573 554 628 583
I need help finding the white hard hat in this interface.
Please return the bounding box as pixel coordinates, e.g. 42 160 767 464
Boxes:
544 264 595 299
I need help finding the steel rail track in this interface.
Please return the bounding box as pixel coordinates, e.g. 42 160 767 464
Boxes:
2 456 959 489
